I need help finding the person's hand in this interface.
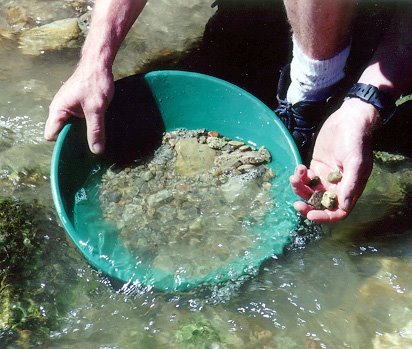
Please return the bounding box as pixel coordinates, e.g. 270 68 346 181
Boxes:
290 98 380 223
44 62 115 154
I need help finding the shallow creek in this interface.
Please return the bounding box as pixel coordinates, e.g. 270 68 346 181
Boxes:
1 1 412 348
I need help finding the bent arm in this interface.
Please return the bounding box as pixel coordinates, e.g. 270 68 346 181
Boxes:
291 4 412 223
358 3 412 101
80 0 147 69
45 0 147 154
335 4 412 215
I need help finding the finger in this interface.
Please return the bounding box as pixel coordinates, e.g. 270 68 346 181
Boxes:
85 113 105 154
338 159 371 212
293 201 348 223
290 165 313 199
45 108 71 141
293 201 313 216
306 208 349 223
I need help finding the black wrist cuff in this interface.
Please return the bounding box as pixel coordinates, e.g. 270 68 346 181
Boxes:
345 83 396 124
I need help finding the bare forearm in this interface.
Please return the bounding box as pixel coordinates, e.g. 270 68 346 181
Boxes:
80 0 147 68
358 4 412 100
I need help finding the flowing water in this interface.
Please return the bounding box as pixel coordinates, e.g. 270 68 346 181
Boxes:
1 1 412 348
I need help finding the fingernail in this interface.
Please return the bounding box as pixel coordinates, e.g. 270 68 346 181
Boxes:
92 142 104 154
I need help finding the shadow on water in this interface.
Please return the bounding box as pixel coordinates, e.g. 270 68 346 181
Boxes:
105 74 165 165
140 1 291 108
138 1 409 114
144 0 412 150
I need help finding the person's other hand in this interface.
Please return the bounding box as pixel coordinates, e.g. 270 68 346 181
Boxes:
44 63 114 154
290 98 379 223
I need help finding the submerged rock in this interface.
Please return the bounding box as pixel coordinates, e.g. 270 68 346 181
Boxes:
0 198 80 346
0 126 15 153
0 142 52 180
0 142 53 200
175 138 216 176
112 0 216 78
3 4 34 30
220 176 260 204
17 78 53 101
0 27 15 51
175 320 222 349
372 321 412 349
77 10 91 34
19 18 81 55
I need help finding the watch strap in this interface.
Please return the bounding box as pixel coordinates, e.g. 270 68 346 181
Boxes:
346 83 396 124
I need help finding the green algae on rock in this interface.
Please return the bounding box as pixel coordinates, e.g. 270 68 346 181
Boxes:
0 198 40 274
176 320 222 348
0 198 81 347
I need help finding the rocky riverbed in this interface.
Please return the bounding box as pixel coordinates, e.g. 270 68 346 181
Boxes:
100 129 275 278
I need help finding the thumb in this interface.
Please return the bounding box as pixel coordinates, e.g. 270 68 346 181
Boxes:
45 108 71 141
339 160 371 212
85 112 106 154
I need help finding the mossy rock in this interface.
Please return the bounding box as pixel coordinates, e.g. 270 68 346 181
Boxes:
176 320 223 348
0 142 52 198
0 198 41 274
0 142 53 179
0 126 15 153
0 198 79 347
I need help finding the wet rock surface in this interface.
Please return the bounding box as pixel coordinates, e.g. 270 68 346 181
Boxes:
307 169 342 210
327 169 342 183
18 17 81 55
321 191 337 209
100 129 275 278
0 198 83 347
308 190 338 210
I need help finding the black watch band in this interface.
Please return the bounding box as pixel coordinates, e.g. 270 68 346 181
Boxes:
345 83 396 124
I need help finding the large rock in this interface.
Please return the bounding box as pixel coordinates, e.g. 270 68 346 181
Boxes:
0 142 53 200
175 138 216 177
0 126 15 153
372 320 412 349
330 152 412 240
0 141 53 177
0 27 15 51
112 0 216 78
18 18 81 55
220 176 260 204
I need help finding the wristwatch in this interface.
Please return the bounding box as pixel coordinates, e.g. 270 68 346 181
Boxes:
345 83 396 125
